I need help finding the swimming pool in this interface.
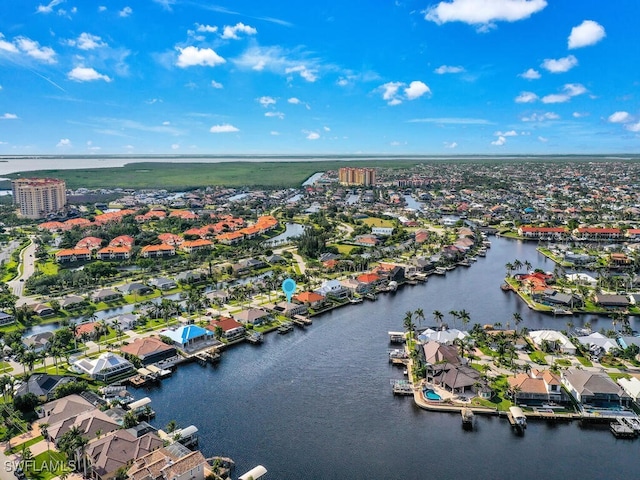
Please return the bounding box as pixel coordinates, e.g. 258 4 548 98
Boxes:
423 389 442 401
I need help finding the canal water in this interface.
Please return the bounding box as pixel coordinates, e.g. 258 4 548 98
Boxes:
141 237 639 479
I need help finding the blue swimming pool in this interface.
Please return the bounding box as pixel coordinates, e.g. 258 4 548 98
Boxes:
423 389 442 401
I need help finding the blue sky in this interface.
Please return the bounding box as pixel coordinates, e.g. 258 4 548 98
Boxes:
1 0 639 155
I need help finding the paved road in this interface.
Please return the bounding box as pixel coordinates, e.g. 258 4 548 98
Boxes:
7 238 37 304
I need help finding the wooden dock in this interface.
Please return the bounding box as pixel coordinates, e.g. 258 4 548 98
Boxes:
194 349 222 366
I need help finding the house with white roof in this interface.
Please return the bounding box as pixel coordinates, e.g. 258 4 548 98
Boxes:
576 332 618 354
418 328 468 345
73 352 134 382
618 377 640 402
528 330 576 355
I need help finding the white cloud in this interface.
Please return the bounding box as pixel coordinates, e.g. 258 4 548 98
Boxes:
494 130 517 136
221 22 257 40
270 131 280 136
154 0 175 11
258 96 276 107
568 20 605 49
541 83 587 103
425 0 547 31
176 46 225 68
171 143 180 150
434 65 464 74
519 68 540 80
210 80 223 88
56 138 72 147
404 81 431 100
625 122 640 133
68 33 107 50
444 141 458 149
265 111 284 119
305 131 320 140
67 66 112 82
380 82 403 105
15 36 57 63
233 45 322 82
515 91 538 103
119 6 132 17
284 65 317 82
541 55 578 73
538 136 548 142
36 0 63 14
572 112 589 118
196 24 218 33
491 136 506 146
521 112 559 122
1 113 18 120
0 34 19 54
288 97 301 104
98 6 107 12
210 124 239 133
608 111 631 123
323 126 331 132
162 121 170 125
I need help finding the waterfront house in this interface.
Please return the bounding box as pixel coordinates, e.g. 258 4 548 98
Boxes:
594 294 630 308
536 289 582 308
418 328 468 346
175 270 207 284
48 408 120 446
562 369 631 408
60 295 86 310
92 288 123 303
429 362 482 394
75 322 99 340
564 252 595 266
574 227 623 242
73 352 135 382
128 446 208 480
507 369 566 405
148 277 177 291
618 377 640 403
422 341 461 366
39 394 95 424
32 303 54 317
528 330 576 355
356 273 382 290
206 316 246 340
340 278 368 295
293 291 326 309
275 301 307 317
120 336 177 366
315 279 350 300
85 430 163 480
233 308 271 326
162 325 216 351
206 290 231 304
517 226 569 240
118 282 153 296
108 313 138 331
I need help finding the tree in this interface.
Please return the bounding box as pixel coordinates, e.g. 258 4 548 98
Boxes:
432 310 444 330
166 420 178 433
414 308 425 328
122 410 138 428
448 310 459 329
403 311 415 336
40 422 50 456
458 309 471 331
512 312 522 334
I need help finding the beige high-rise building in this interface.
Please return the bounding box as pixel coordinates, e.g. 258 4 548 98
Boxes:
338 167 376 186
11 178 67 219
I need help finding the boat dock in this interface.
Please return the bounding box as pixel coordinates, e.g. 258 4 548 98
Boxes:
507 406 527 431
193 349 222 366
391 379 414 396
610 419 637 439
277 322 294 334
388 331 406 344
461 408 474 429
292 315 312 327
246 332 264 344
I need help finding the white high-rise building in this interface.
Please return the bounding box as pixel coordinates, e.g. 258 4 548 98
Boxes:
11 178 67 219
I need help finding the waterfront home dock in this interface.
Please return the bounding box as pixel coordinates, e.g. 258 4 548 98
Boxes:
461 408 474 429
292 315 312 326
508 406 527 431
391 380 414 396
192 349 222 366
246 331 264 344
277 322 294 334
610 419 637 439
388 331 406 343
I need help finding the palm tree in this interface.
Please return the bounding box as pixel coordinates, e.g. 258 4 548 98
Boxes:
95 320 109 352
414 308 425 328
504 262 514 278
166 420 178 433
458 309 471 331
432 310 444 330
403 311 415 337
39 422 50 457
512 312 523 334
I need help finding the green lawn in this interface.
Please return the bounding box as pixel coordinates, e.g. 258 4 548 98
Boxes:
332 244 358 255
576 356 593 367
608 372 631 381
28 450 71 480
528 350 548 364
361 217 394 228
9 436 44 453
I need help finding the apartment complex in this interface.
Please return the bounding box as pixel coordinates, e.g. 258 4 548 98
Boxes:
338 167 376 186
12 177 67 219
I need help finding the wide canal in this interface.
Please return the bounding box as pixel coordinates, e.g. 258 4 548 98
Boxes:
142 237 639 479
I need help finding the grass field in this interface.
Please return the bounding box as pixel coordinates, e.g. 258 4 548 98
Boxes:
3 159 424 190
361 217 394 227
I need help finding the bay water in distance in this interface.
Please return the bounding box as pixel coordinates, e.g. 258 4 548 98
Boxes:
141 237 639 480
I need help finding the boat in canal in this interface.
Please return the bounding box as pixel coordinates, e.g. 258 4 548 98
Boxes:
461 408 474 430
247 331 264 344
277 322 294 334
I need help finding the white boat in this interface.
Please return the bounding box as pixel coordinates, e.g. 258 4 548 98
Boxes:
509 406 527 430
